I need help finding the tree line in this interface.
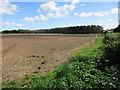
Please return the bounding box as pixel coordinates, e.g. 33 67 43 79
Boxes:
2 25 103 34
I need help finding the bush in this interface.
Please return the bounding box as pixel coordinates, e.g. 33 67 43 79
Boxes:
102 34 120 65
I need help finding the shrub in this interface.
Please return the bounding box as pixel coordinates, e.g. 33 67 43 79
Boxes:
102 34 120 65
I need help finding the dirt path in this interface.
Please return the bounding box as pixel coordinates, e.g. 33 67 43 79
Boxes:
2 34 97 82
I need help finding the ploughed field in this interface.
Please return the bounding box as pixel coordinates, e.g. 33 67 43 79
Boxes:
2 34 97 82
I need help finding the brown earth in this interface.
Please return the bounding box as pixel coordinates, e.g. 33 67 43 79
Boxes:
2 34 97 82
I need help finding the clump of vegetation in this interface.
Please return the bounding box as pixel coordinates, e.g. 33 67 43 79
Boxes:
103 33 120 65
114 25 120 32
3 33 120 89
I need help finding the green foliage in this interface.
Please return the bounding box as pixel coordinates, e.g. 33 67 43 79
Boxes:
3 33 120 89
102 34 120 65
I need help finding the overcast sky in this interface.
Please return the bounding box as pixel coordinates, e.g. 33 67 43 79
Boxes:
0 0 119 31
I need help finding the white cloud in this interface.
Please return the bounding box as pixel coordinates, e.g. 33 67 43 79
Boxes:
71 0 80 5
111 8 118 14
94 11 109 17
98 19 114 23
40 1 59 12
23 0 79 22
35 14 48 20
1 21 23 27
0 0 19 15
47 10 68 19
16 23 23 27
107 19 112 22
80 4 86 7
98 20 102 22
23 17 35 22
76 12 93 17
23 14 48 22
75 7 118 17
104 22 118 29
61 4 76 11
40 0 79 19
3 22 15 25
36 9 41 13
63 0 70 1
74 12 78 15
75 11 110 17
74 12 93 17
97 19 117 29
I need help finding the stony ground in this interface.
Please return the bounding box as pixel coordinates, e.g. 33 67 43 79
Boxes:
2 34 97 82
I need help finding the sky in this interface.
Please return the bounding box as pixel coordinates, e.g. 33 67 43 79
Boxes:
0 0 119 31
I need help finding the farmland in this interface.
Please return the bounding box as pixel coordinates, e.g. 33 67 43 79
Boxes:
2 34 96 82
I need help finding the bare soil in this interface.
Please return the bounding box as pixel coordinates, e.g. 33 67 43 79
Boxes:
2 34 97 82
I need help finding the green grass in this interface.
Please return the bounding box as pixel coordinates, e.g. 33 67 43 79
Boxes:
108 33 119 36
3 33 120 89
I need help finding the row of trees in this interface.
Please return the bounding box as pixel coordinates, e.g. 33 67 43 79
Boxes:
1 29 30 33
2 25 103 34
